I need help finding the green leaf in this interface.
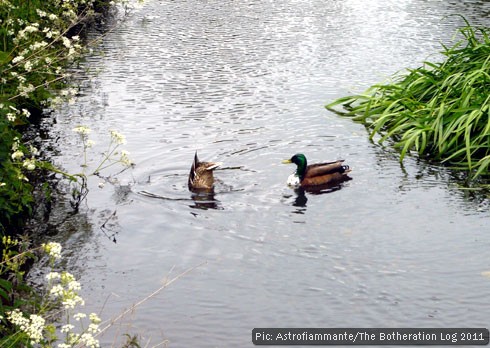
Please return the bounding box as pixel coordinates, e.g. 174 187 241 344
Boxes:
0 51 11 65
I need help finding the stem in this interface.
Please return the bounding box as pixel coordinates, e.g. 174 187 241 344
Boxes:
91 141 119 174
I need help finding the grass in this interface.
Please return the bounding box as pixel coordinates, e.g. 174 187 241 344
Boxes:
326 18 490 181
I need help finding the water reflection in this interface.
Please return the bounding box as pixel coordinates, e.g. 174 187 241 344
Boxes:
99 209 118 243
286 183 347 210
292 188 308 208
189 191 221 210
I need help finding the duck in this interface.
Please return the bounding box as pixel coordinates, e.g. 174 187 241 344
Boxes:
282 153 351 188
188 151 222 192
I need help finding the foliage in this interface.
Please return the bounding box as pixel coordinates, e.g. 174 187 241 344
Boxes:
0 0 137 235
0 237 104 347
326 18 490 180
0 0 91 235
0 1 139 346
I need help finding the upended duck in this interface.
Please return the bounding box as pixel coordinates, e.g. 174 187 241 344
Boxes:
282 153 351 188
188 151 222 192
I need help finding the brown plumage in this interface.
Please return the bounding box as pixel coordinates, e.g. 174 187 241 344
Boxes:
188 152 222 192
282 153 351 188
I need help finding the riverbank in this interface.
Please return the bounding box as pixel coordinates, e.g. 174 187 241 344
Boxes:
0 0 103 236
0 1 138 346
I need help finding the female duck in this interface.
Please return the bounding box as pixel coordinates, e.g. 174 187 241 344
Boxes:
188 152 222 192
282 153 351 188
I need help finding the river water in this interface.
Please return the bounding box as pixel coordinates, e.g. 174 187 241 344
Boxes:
38 0 490 346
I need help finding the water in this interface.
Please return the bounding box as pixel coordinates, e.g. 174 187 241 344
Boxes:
37 0 490 346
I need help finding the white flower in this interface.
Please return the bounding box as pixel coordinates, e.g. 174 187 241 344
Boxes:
7 310 45 344
50 284 64 298
120 150 132 166
36 9 47 17
89 313 101 324
21 109 30 118
26 314 45 343
12 55 24 64
58 344 71 348
42 242 62 259
73 125 91 135
7 309 28 327
110 130 126 145
24 25 39 33
6 113 16 122
11 150 24 160
61 324 74 333
0 183 6 187
86 139 95 148
60 272 75 284
29 145 39 156
61 36 71 48
30 40 48 50
18 83 35 97
74 312 87 321
80 332 100 348
23 158 36 171
67 280 81 291
46 272 60 281
62 295 85 309
24 60 33 72
87 322 100 334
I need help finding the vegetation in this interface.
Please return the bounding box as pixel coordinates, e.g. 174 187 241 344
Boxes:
0 0 95 235
1 238 103 347
326 19 490 181
0 0 137 346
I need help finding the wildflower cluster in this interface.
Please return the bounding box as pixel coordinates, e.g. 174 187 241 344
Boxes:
2 239 102 347
42 241 62 262
47 271 85 309
73 126 133 173
6 309 45 345
0 0 89 110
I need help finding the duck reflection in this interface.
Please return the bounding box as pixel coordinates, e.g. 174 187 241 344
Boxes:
292 188 308 207
288 183 345 210
189 190 221 210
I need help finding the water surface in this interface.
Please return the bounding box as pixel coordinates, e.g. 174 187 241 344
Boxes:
39 0 490 346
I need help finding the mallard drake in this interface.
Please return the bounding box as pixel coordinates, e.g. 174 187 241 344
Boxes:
282 153 351 188
188 151 222 192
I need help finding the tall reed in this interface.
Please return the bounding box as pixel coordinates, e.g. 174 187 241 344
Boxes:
326 19 490 180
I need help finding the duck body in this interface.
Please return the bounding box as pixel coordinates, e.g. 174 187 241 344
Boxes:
188 152 222 192
282 153 351 188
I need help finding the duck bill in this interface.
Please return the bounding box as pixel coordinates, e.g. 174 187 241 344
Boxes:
282 159 292 164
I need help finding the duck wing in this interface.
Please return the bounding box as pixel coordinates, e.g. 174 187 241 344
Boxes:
304 160 349 178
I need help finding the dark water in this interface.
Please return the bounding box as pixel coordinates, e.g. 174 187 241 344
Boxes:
39 0 490 346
